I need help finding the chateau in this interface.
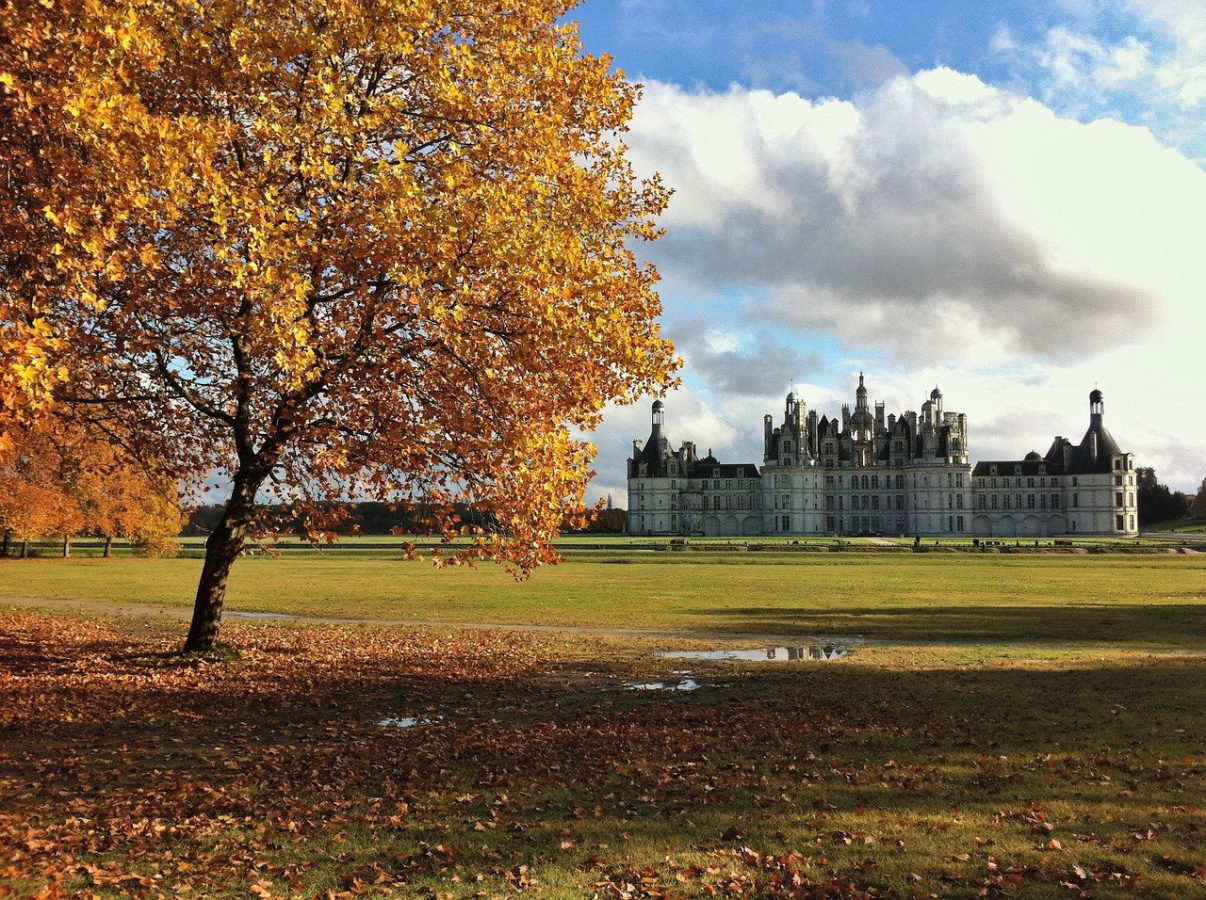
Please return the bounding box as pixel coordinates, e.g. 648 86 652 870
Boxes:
626 376 1138 538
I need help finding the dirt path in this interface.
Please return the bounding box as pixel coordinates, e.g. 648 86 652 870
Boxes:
0 593 842 645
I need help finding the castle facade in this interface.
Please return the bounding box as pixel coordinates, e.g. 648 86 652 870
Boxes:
626 376 1138 538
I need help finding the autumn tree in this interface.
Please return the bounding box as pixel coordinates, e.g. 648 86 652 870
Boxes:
0 425 80 557
72 435 187 557
0 417 184 557
0 0 677 651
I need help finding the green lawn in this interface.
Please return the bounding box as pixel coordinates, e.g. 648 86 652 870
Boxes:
1 551 1203 650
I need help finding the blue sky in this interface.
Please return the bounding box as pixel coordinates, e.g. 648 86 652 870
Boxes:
563 0 1206 503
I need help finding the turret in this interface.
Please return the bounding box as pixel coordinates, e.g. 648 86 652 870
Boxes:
1090 388 1104 427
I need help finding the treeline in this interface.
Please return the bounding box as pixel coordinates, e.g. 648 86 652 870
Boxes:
185 502 630 537
1136 467 1203 526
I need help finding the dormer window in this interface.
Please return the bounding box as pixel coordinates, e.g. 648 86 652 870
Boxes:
713 467 721 478
736 468 744 477
990 465 997 476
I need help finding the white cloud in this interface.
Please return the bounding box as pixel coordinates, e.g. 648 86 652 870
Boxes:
626 73 1193 363
998 2 1206 159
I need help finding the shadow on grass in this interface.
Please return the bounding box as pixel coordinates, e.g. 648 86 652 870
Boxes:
687 603 1206 647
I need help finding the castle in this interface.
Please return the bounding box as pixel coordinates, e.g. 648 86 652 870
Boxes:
626 376 1138 538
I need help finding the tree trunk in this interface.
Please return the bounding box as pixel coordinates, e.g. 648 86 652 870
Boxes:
103 535 113 558
1 529 9 558
62 534 70 558
182 469 265 653
20 540 28 558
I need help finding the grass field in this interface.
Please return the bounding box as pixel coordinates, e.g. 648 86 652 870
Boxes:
1 551 1204 898
1 550 1203 649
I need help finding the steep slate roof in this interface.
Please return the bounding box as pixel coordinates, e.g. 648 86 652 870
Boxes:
1068 417 1123 474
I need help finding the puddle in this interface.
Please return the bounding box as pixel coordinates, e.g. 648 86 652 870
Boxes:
657 645 855 662
624 679 701 692
379 715 444 729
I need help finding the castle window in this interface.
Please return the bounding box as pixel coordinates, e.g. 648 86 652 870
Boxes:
713 468 721 478
1027 477 1034 488
1116 514 1124 530
862 475 870 490
990 465 998 476
737 468 744 477
1016 494 1023 508
956 474 964 487
1051 477 1059 486
782 515 790 531
1072 493 1078 507
957 515 964 530
1114 475 1123 486
1115 492 1123 507
991 494 998 509
1027 494 1035 509
1040 494 1047 509
1072 477 1078 487
713 479 720 490
871 475 879 489
726 480 732 490
896 495 904 510
670 480 676 488
956 495 963 509
1014 466 1022 475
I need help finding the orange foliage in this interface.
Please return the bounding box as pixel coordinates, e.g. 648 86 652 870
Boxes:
0 418 185 555
0 0 677 646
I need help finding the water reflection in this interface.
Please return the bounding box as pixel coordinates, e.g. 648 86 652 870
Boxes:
624 679 701 692
657 645 854 662
379 714 443 729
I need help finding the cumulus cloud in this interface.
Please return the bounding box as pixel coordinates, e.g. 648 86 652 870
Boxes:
672 319 824 399
626 72 1188 365
990 1 1206 159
